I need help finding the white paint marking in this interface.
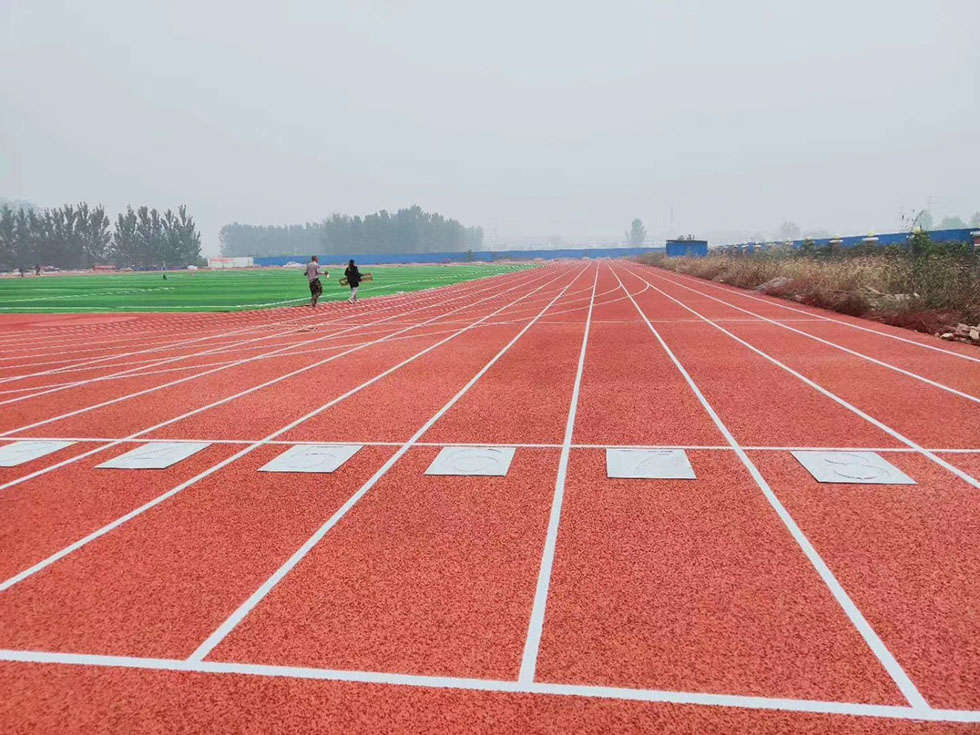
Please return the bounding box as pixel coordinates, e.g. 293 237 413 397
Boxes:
645 269 980 403
259 444 362 474
188 265 591 663
425 446 517 476
1 649 976 722
791 451 917 485
96 442 211 470
614 265 931 711
605 448 696 479
637 263 980 364
0 268 575 592
518 265 599 683
0 440 76 467
0 270 555 494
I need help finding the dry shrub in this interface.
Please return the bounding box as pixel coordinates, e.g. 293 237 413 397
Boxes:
634 250 979 335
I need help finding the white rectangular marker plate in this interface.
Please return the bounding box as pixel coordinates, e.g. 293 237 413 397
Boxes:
606 449 696 479
0 440 76 467
791 451 916 485
259 444 362 473
97 441 211 470
426 446 516 476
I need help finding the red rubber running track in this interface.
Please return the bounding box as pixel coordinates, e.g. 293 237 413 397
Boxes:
1 262 978 733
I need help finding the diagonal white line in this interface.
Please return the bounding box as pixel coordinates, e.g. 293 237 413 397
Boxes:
0 271 553 497
0 269 548 452
3 648 979 722
0 268 543 410
623 267 980 491
612 264 931 711
518 264 599 683
187 265 592 662
634 262 980 364
643 268 980 403
0 268 575 591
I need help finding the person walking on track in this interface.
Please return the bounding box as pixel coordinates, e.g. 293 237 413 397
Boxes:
304 255 327 307
344 259 362 303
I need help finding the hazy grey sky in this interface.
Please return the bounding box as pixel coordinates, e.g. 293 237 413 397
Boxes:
2 0 978 253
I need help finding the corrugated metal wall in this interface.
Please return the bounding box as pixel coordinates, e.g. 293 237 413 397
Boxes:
253 246 664 267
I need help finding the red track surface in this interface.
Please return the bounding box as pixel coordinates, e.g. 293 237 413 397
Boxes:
0 262 978 733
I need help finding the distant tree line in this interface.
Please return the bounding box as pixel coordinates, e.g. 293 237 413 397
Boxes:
219 205 484 257
0 203 202 271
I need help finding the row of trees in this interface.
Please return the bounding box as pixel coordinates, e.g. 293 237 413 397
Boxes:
219 205 483 257
0 203 202 271
915 211 980 231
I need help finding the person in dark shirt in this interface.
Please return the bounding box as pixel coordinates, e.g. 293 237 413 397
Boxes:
344 259 361 303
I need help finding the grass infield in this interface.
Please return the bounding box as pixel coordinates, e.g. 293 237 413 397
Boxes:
0 264 534 313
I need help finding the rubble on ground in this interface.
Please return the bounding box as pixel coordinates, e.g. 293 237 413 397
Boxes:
754 276 793 292
938 323 980 345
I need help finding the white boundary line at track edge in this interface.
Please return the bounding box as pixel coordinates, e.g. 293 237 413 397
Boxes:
0 268 544 403
187 265 591 662
0 270 556 494
3 435 979 453
0 269 549 436
643 269 979 403
623 267 980 491
0 267 531 374
634 262 980 364
519 264 598 683
613 264 931 710
0 268 578 591
1 649 977 723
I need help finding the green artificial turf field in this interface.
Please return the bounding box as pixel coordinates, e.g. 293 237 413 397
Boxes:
0 264 533 313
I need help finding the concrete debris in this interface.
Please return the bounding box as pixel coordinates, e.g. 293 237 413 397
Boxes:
937 323 980 345
754 276 793 293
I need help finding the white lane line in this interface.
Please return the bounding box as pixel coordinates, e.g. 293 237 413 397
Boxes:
0 271 559 494
613 265 931 711
0 269 579 591
0 268 540 389
518 265 599 684
4 434 979 454
624 266 980 491
635 263 980 364
0 270 549 437
644 269 980 404
1 649 977 722
0 269 545 407
0 267 530 371
187 265 591 662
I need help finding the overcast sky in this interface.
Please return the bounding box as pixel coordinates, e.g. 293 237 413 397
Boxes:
2 0 978 253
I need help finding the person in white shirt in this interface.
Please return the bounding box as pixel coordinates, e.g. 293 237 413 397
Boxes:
304 255 328 307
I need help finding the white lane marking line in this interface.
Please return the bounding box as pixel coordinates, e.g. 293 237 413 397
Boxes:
3 435 980 453
636 262 980 364
625 266 980 492
0 271 555 494
0 269 577 591
614 264 932 711
0 267 536 378
0 269 545 404
187 266 591 662
0 269 550 437
519 265 599 683
645 269 980 404
1 649 977 722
